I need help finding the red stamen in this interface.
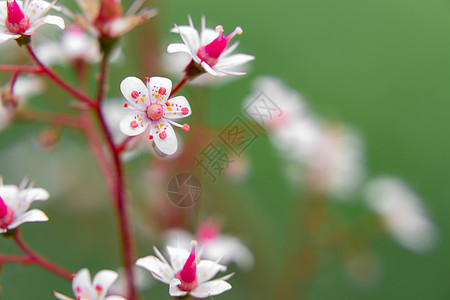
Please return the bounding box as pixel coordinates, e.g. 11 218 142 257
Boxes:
5 0 30 34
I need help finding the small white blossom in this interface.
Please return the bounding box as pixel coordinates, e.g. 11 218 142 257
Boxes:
118 76 192 156
0 0 64 44
136 241 234 298
53 268 126 300
0 177 49 233
168 16 254 77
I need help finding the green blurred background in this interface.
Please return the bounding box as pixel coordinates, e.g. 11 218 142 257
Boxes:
1 0 450 299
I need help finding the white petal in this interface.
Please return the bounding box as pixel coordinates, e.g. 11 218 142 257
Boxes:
203 236 254 271
215 54 255 70
172 22 201 52
220 42 240 58
14 187 49 215
27 15 65 34
72 268 92 297
0 32 19 44
201 27 218 46
196 260 227 284
201 62 226 77
167 43 191 54
52 291 73 300
148 77 172 104
150 119 178 155
166 246 190 272
164 229 194 250
163 96 191 120
42 15 65 29
136 256 174 284
105 296 127 300
190 280 232 298
7 209 48 230
169 278 188 297
120 77 150 110
0 185 19 206
25 1 52 24
92 270 119 299
119 111 150 136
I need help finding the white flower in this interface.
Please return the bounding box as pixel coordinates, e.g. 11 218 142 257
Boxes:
365 176 437 253
119 76 192 156
0 0 64 44
168 16 254 77
164 220 254 271
0 177 49 234
34 24 101 65
136 241 234 298
66 0 156 38
53 268 126 300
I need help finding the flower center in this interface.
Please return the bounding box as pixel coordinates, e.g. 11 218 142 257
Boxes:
5 0 30 34
0 195 14 228
175 245 198 291
146 103 164 121
197 25 242 67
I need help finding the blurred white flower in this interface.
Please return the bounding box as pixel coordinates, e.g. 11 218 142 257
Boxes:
365 176 438 253
108 266 152 297
164 219 254 271
244 76 365 198
119 76 191 156
168 16 254 77
0 0 64 44
136 241 234 298
0 177 49 234
63 0 156 38
53 268 125 300
35 24 100 65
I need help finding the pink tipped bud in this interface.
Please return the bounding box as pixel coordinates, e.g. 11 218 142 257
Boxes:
5 0 30 34
94 0 123 34
197 26 243 67
196 219 220 243
0 195 14 228
175 244 198 291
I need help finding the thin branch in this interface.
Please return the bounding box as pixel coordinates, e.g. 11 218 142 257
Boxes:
25 45 96 108
0 65 43 74
13 229 72 281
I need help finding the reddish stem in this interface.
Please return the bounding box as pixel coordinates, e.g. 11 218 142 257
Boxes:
0 254 34 264
16 110 82 129
0 65 43 74
171 75 189 96
115 136 134 154
13 229 72 281
25 45 96 108
94 54 138 300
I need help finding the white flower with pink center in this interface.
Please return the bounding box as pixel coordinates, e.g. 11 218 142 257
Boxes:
136 241 234 298
53 268 126 300
119 76 191 156
0 178 49 234
168 16 255 77
164 220 254 271
0 0 65 44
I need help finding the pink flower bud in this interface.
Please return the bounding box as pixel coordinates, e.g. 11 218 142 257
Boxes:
0 195 14 228
197 26 243 67
5 0 30 34
175 245 198 291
